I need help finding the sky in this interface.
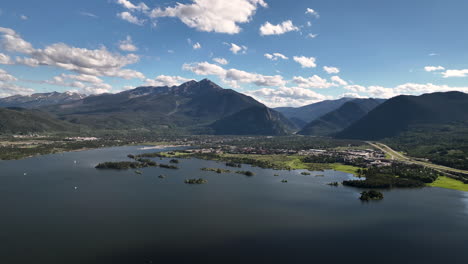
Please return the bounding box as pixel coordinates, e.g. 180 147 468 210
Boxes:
1 0 468 107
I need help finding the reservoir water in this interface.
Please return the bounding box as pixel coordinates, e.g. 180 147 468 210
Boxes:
0 146 467 264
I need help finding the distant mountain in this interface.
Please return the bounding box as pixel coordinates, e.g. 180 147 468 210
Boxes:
275 97 355 128
211 106 296 135
0 91 86 108
299 98 384 136
0 107 77 134
41 79 292 135
336 92 468 140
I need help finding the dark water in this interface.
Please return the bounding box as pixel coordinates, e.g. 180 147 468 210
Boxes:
0 146 467 264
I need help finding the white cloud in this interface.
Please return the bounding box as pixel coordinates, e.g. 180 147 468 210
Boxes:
228 43 247 54
259 20 299 36
212 57 228 65
15 57 40 67
442 69 468 78
305 8 319 18
0 27 35 53
183 61 286 87
192 42 201 50
0 53 12 64
424 66 444 72
244 86 329 107
293 56 317 68
44 74 112 94
306 21 312 27
0 69 17 82
118 35 138 52
20 15 28 20
264 53 288 61
0 27 144 80
0 69 33 97
0 81 34 98
117 11 145 25
116 0 149 11
292 75 335 89
331 76 348 86
323 66 340 74
149 0 267 34
307 33 318 39
144 75 193 87
344 82 468 98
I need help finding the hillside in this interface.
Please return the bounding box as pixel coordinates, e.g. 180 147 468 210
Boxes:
337 91 468 140
0 91 86 108
210 106 295 135
42 79 293 135
299 98 384 136
0 107 78 134
275 97 355 127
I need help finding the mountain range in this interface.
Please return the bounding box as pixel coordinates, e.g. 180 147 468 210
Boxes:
0 80 466 139
298 98 385 136
0 91 86 108
275 97 356 128
337 91 468 140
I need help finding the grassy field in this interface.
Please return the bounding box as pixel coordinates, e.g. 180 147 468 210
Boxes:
154 151 361 175
429 176 468 192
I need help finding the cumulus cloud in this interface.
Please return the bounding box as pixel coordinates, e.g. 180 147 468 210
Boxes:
118 35 138 52
144 75 193 87
227 43 247 54
44 74 113 94
212 57 228 65
442 69 468 78
244 86 329 107
323 66 340 74
305 8 319 18
116 0 149 11
183 61 286 87
0 68 17 82
292 75 335 89
331 76 348 86
0 27 35 53
264 53 288 61
148 0 267 34
0 27 144 80
192 42 201 50
0 81 34 98
15 57 40 67
293 56 317 68
424 66 445 72
117 11 145 25
345 82 468 98
0 69 34 97
259 20 299 36
20 15 28 20
307 33 318 39
0 53 12 64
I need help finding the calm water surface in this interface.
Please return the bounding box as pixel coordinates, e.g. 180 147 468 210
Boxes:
0 146 467 264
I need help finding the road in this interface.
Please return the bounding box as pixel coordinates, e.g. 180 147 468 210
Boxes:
367 142 468 176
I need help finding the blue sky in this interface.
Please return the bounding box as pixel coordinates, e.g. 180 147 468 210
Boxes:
1 0 468 107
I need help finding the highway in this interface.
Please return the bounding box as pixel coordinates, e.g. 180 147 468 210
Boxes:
367 142 468 176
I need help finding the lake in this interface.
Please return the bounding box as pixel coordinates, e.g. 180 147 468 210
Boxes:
0 146 467 264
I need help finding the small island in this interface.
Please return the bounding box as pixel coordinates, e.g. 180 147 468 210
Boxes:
236 170 255 176
201 167 231 173
359 190 384 201
184 178 208 184
95 161 157 169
